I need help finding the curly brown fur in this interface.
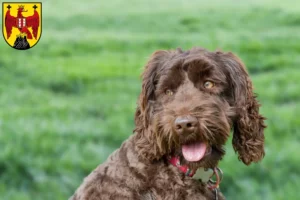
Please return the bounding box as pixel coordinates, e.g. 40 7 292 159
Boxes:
70 47 266 200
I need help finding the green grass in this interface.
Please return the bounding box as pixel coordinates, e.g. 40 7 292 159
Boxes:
1 0 300 199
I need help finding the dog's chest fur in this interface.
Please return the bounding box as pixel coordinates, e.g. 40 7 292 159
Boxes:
70 136 224 200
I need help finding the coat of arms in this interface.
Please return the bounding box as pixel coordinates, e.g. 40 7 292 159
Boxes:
2 2 42 50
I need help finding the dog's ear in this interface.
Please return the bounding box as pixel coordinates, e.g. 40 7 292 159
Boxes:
134 50 170 161
218 52 266 165
135 50 169 129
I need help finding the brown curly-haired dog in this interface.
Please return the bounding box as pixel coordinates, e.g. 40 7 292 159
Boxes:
70 47 266 200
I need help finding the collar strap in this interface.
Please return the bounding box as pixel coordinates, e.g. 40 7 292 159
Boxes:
168 156 196 177
168 156 223 190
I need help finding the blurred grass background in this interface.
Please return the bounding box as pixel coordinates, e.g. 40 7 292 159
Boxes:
1 0 300 199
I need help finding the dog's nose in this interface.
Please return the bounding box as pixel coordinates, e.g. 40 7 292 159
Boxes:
174 116 198 134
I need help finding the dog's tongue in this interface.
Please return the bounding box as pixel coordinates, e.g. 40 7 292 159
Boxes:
182 142 207 162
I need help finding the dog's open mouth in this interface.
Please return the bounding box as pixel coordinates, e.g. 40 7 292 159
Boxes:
182 142 212 162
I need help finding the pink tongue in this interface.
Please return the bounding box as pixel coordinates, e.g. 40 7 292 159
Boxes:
182 142 207 162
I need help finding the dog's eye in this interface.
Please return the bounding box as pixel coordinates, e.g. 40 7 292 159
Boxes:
165 89 174 96
204 81 215 89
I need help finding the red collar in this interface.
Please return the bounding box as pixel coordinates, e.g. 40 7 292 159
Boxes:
168 156 222 190
168 156 196 177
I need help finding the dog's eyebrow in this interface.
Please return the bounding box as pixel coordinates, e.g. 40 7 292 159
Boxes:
183 52 210 63
182 57 215 72
164 58 184 71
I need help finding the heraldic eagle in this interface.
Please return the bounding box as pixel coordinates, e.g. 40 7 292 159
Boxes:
5 5 40 40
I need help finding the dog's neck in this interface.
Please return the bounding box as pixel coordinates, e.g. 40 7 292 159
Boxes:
167 156 222 190
167 156 196 177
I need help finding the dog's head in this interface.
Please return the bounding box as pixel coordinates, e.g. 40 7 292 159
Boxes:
134 47 266 169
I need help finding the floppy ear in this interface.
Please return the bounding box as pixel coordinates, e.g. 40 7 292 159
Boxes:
219 52 266 165
135 50 169 128
134 50 170 161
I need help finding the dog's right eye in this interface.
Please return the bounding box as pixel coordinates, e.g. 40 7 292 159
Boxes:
165 89 174 96
204 81 215 89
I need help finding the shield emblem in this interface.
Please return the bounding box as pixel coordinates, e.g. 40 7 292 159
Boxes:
2 2 42 50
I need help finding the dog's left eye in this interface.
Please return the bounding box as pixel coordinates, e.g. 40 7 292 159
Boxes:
165 89 174 96
204 81 215 89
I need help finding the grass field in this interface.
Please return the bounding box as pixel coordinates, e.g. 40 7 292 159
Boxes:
1 0 300 199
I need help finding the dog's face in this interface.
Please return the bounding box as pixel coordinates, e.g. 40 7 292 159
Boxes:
134 48 266 169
